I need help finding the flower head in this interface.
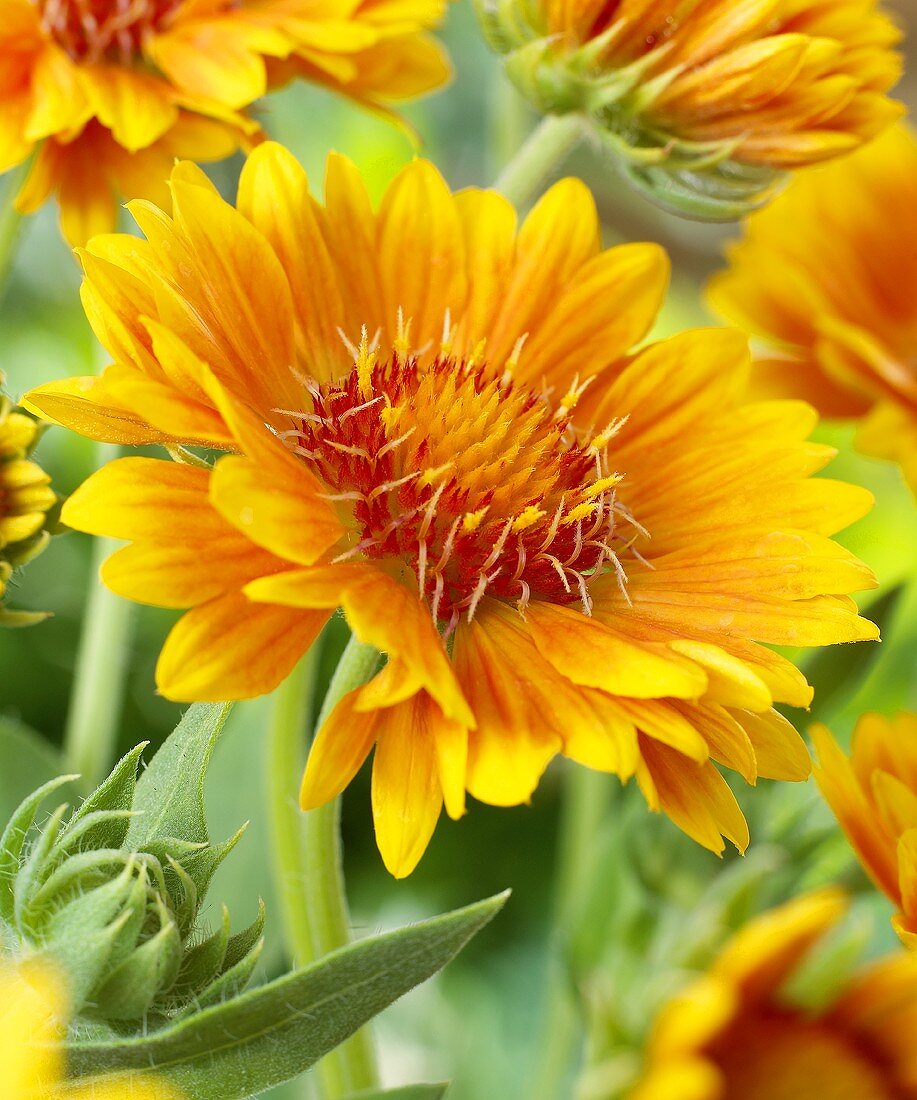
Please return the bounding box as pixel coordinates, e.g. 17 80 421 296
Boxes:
477 0 903 219
630 889 917 1100
709 124 917 492
28 144 878 876
0 0 449 244
0 958 183 1098
814 712 917 949
0 383 57 625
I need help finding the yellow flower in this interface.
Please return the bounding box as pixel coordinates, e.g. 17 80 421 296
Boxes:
814 712 917 949
27 144 878 876
1 957 182 1098
477 0 903 218
630 889 917 1100
709 124 917 493
0 0 449 245
1 385 56 625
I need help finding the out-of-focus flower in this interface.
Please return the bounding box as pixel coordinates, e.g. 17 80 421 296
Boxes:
1 958 182 1098
476 0 903 219
28 145 879 876
630 889 917 1100
0 0 449 245
709 124 917 492
0 382 57 625
814 712 917 949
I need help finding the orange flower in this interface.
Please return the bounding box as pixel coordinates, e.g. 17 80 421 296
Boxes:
631 890 917 1100
709 124 917 493
28 145 878 876
814 712 917 948
0 0 449 244
477 0 903 218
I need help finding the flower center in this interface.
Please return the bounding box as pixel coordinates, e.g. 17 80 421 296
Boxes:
708 1009 898 1100
35 0 182 62
281 343 643 630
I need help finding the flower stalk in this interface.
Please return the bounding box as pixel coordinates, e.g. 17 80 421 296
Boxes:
494 113 586 207
531 765 616 1100
295 631 381 1098
64 448 136 788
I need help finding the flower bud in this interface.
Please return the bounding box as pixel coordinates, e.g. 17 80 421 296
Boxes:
0 745 263 1024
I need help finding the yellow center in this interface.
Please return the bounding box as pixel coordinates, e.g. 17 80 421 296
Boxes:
708 1010 899 1100
35 0 182 62
282 345 641 630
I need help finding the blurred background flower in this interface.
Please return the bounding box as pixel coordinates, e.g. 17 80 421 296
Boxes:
0 379 58 625
623 890 917 1100
708 124 917 495
477 0 903 218
0 0 449 244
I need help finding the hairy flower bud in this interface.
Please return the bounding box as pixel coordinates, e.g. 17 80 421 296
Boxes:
0 744 263 1024
0 383 59 626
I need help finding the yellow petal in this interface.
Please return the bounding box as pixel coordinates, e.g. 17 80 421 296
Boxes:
525 601 708 700
157 591 327 701
371 694 444 878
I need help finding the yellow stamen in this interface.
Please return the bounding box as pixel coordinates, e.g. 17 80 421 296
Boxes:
590 417 629 452
419 461 454 488
394 308 412 360
356 326 376 400
563 501 598 525
511 505 546 533
582 475 624 499
462 507 488 532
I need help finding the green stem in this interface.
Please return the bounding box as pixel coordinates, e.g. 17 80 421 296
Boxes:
64 446 136 788
530 765 615 1100
267 645 323 966
488 69 533 183
494 113 586 208
304 632 381 1099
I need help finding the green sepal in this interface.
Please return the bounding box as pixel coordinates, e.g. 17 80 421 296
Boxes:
169 906 232 1005
0 773 76 925
27 848 133 922
68 744 148 850
65 892 509 1100
192 939 265 1012
92 903 183 1021
14 802 68 931
50 810 138 865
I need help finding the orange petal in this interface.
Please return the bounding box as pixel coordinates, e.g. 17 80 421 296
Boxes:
157 591 328 701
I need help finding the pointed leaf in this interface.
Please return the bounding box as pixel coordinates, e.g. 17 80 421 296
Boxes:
0 774 76 925
126 704 232 849
65 892 509 1099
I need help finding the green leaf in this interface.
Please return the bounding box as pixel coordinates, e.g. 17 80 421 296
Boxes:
66 892 509 1100
0 719 66 823
343 1087 449 1100
126 704 233 850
